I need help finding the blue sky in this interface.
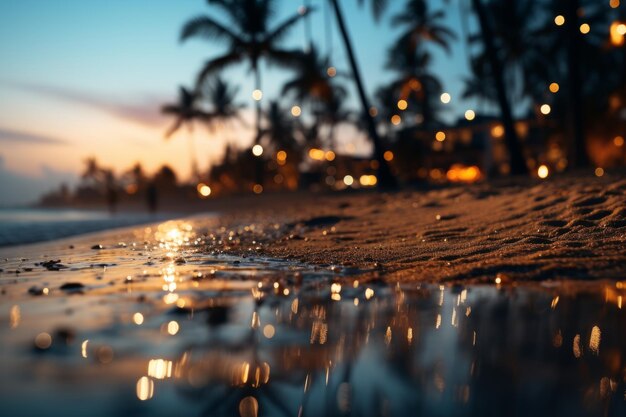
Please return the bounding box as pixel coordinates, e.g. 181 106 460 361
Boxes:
0 0 476 205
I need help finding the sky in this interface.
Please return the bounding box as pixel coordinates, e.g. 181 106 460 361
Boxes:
0 0 474 205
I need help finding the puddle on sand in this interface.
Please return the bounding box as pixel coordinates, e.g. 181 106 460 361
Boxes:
1 220 626 417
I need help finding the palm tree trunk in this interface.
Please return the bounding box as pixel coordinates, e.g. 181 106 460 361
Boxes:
328 0 395 188
187 124 200 181
253 64 264 187
563 0 590 168
471 0 528 176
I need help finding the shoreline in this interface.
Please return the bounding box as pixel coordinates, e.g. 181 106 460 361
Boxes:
1 173 625 283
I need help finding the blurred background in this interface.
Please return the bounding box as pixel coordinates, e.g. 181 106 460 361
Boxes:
0 0 625 210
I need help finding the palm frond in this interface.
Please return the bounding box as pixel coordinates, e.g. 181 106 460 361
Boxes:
180 16 239 43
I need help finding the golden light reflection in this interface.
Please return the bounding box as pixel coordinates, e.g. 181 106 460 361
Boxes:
167 321 180 335
136 376 154 401
537 165 549 179
133 312 144 325
589 326 601 354
573 334 582 358
9 305 20 329
383 150 394 161
81 340 89 358
35 332 52 350
239 396 259 417
148 359 173 379
549 82 560 93
263 324 275 339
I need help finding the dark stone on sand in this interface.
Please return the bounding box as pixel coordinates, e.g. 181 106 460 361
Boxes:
40 260 67 271
91 244 103 250
60 282 85 291
28 286 47 296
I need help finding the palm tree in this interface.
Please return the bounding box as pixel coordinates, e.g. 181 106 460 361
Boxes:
162 86 211 180
200 76 246 131
386 44 444 131
328 0 395 188
281 47 339 108
469 0 528 176
391 0 456 55
180 0 309 145
258 101 300 158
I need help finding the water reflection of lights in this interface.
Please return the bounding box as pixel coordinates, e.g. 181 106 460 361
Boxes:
136 376 154 401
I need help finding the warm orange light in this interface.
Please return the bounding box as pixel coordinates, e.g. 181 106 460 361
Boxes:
540 104 551 115
276 150 287 162
610 22 626 46
397 99 408 110
359 175 378 186
549 82 560 93
308 148 326 161
610 0 620 9
197 183 211 197
595 167 604 177
554 15 565 26
579 23 590 34
253 184 263 194
291 105 301 117
614 136 624 147
325 150 336 161
464 109 476 121
391 115 401 125
491 125 504 138
435 131 446 142
369 106 378 117
446 165 481 183
327 66 337 77
383 150 394 161
537 165 549 179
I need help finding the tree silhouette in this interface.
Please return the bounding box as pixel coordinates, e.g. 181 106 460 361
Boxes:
470 0 528 176
162 86 211 179
328 0 395 188
180 0 309 145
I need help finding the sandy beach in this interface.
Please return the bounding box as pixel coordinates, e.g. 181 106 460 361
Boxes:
1 173 626 417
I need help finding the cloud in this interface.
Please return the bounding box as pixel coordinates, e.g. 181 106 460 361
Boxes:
7 81 167 129
0 154 77 206
0 127 67 145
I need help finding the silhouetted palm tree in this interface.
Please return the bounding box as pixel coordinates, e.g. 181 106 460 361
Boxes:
470 0 528 175
328 0 395 188
200 76 246 130
386 44 444 131
281 47 339 107
258 101 300 158
391 0 456 55
162 86 211 179
181 0 309 144
314 88 354 149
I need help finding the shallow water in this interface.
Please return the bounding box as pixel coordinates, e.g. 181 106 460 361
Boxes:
0 220 625 417
0 208 178 246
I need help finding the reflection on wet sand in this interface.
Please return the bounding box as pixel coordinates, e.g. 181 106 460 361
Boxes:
1 220 625 417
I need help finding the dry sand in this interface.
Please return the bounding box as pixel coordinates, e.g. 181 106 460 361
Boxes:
205 173 626 283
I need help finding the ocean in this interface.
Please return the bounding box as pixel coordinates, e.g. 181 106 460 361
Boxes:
0 208 176 246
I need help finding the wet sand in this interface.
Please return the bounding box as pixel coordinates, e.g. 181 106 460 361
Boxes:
1 173 626 416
